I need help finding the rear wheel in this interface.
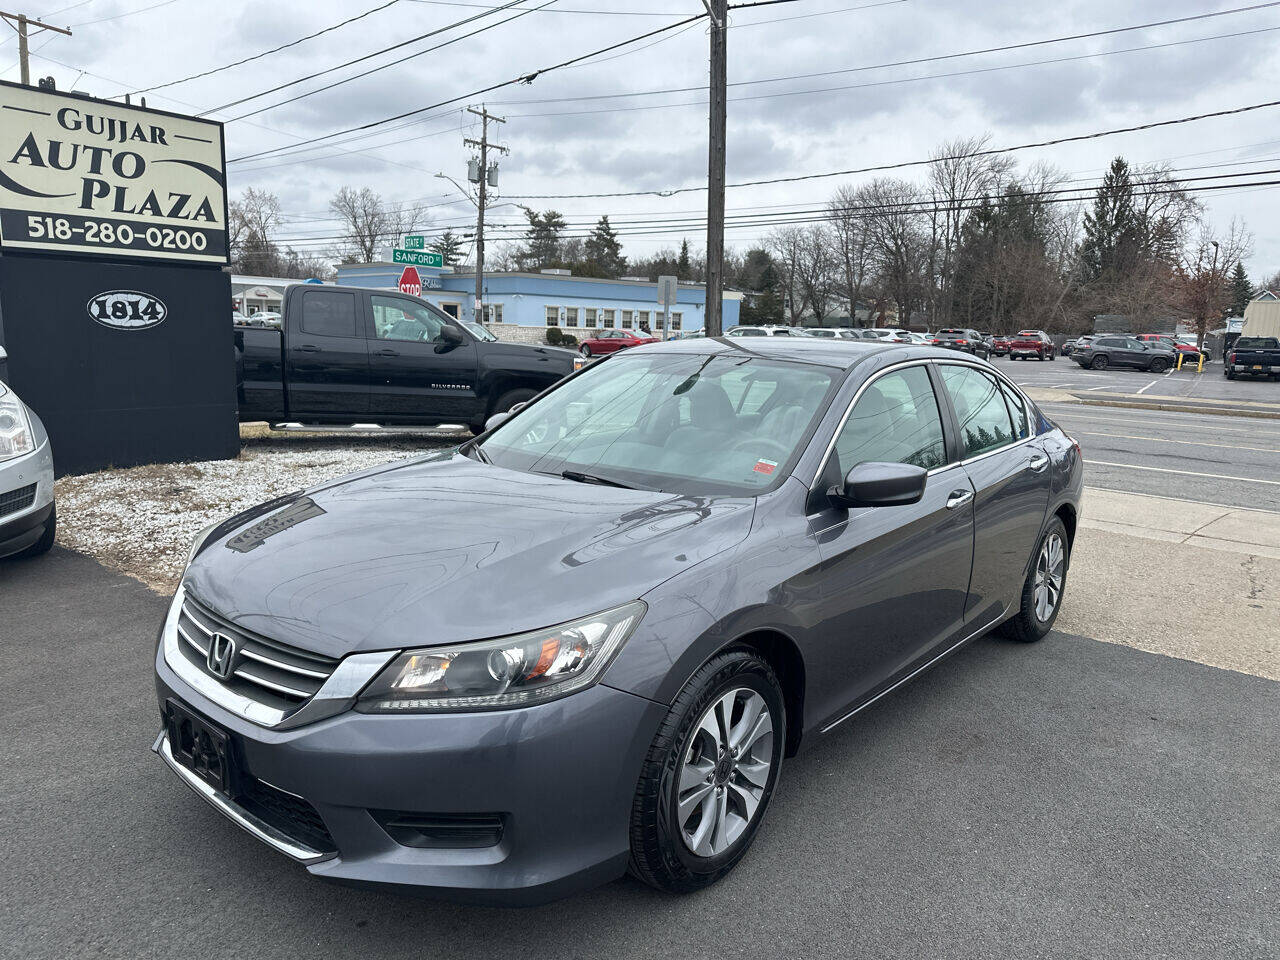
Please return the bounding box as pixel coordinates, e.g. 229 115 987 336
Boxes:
999 517 1068 643
628 649 785 894
1091 355 1109 370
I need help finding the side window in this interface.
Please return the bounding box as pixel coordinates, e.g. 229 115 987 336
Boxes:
300 290 357 338
371 296 446 342
998 379 1030 440
834 366 947 473
1125 338 1145 350
940 365 1016 458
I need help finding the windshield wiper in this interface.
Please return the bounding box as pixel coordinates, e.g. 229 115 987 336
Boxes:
560 469 635 489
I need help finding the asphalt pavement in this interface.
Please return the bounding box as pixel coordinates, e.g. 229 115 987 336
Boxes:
1002 353 1278 403
2 548 1277 960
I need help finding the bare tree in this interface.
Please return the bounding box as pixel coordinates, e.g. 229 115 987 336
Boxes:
1178 219 1252 347
329 187 427 263
828 184 874 319
862 178 930 326
767 226 808 325
228 187 282 274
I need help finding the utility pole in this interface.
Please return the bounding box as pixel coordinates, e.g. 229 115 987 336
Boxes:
464 105 508 324
703 0 728 336
0 11 71 86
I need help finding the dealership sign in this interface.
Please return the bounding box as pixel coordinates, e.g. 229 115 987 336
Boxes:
0 80 227 265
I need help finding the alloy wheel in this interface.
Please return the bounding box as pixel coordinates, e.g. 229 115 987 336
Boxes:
1033 533 1065 622
677 687 774 858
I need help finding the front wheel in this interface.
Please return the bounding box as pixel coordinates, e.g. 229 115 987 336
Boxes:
999 516 1069 643
1047 352 1055 361
628 649 785 894
1149 357 1169 373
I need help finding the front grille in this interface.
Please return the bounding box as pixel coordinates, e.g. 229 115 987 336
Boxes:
0 483 36 518
177 595 340 713
238 776 337 855
372 811 506 849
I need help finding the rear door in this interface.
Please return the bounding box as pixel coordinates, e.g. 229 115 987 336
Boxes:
367 294 480 421
284 288 370 417
936 363 1049 625
808 362 974 723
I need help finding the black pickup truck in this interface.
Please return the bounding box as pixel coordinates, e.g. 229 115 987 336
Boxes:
1224 336 1280 380
235 285 577 433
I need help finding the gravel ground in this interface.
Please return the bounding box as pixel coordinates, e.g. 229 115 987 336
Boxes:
53 427 458 592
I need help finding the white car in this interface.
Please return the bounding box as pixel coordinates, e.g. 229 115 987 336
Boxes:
726 325 804 337
0 348 56 560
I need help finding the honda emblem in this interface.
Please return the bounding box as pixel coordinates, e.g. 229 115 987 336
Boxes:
206 632 237 679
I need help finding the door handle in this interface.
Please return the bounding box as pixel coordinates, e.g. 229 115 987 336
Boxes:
946 489 974 510
295 344 320 353
1027 452 1049 473
373 349 399 357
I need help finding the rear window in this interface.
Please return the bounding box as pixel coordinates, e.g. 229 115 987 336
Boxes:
300 290 358 338
1236 337 1279 349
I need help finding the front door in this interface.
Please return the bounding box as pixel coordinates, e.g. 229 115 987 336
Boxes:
285 287 370 417
366 294 480 422
807 363 975 726
937 363 1050 626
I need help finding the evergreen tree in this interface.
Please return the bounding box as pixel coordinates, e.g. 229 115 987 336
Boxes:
743 263 784 324
583 216 627 277
516 208 566 269
1228 261 1253 317
1078 157 1143 283
677 239 691 280
429 228 465 266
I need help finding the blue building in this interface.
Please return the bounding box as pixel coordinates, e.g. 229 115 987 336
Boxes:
334 262 742 343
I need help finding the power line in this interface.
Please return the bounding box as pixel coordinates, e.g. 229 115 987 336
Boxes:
505 97 1280 199
489 1 1280 107
200 0 528 116
225 9 709 164
227 0 554 123
69 0 184 28
117 0 404 97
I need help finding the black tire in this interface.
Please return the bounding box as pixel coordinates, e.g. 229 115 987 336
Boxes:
1149 357 1169 374
1224 368 1233 379
13 504 56 559
1091 355 1108 370
999 516 1069 643
1048 352 1055 361
628 649 785 895
472 388 538 436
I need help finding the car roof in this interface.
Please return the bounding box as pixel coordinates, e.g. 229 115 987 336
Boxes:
622 336 964 370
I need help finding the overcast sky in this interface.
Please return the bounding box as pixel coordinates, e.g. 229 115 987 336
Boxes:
10 0 1280 274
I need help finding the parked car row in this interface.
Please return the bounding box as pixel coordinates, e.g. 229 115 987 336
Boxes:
1071 336 1177 372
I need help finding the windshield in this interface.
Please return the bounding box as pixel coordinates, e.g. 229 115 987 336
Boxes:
479 352 837 495
459 319 498 342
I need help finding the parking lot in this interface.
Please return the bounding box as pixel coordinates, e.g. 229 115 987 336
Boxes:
3 360 1278 960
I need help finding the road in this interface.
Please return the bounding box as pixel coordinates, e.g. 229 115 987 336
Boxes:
1002 353 1277 402
1040 402 1280 511
2 548 1277 960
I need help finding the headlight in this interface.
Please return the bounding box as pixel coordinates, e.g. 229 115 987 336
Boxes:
0 390 35 463
185 520 222 567
356 600 646 713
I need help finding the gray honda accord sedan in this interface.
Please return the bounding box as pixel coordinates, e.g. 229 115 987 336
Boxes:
154 338 1082 904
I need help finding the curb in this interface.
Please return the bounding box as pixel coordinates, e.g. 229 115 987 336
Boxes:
1069 397 1280 420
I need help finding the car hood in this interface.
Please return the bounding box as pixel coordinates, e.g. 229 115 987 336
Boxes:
184 453 754 658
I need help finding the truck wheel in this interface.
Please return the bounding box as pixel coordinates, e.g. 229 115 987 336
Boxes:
492 388 536 418
14 505 56 559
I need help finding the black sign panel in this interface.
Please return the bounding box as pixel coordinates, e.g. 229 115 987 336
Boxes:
0 253 239 476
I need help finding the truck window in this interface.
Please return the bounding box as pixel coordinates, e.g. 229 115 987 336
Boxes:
371 296 447 343
300 290 358 338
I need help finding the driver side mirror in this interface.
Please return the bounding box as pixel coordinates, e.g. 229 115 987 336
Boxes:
440 325 465 344
828 461 927 508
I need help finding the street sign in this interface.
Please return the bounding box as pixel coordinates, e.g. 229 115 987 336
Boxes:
392 248 443 268
403 235 425 250
398 266 422 296
657 275 678 311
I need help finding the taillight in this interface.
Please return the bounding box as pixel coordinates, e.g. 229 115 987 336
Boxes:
1228 351 1236 363
955 339 967 345
931 338 942 344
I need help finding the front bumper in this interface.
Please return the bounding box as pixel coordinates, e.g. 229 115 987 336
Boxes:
0 436 54 558
154 622 666 904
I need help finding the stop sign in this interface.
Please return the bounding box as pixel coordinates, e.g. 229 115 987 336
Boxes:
398 266 422 296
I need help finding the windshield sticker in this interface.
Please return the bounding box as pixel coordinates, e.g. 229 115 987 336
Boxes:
753 458 778 475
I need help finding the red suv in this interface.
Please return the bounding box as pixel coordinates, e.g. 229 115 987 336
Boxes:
1008 330 1055 361
579 329 659 357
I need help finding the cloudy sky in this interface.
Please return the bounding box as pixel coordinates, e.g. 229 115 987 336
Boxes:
10 0 1280 273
